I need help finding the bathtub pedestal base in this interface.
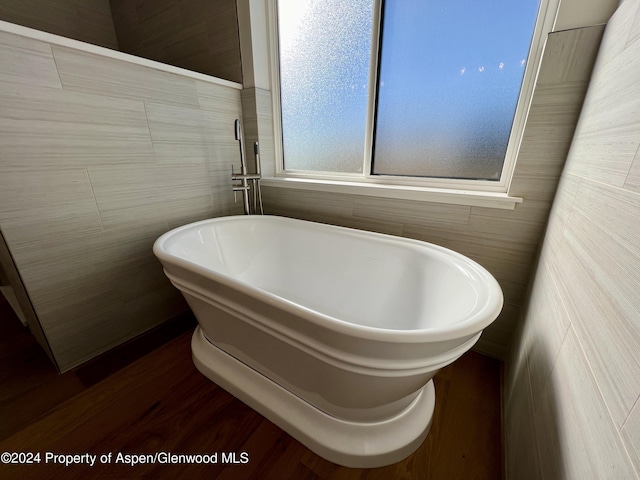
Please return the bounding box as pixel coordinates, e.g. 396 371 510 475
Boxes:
191 326 436 468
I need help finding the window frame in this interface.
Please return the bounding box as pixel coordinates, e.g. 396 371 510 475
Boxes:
265 0 560 206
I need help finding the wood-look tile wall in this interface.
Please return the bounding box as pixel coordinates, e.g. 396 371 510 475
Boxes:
241 87 275 176
0 30 244 371
0 0 118 49
109 0 242 84
260 26 604 358
506 0 640 477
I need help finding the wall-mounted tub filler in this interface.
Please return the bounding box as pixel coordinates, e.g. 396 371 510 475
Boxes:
231 119 263 215
153 216 503 467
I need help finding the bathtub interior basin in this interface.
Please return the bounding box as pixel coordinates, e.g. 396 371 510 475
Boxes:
156 215 502 338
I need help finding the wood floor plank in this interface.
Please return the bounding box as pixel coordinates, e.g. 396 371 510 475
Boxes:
0 294 502 479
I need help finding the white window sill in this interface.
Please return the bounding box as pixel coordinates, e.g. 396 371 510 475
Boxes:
260 177 523 210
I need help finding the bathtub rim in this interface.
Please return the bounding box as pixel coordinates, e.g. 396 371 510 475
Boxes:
177 279 483 374
154 215 504 344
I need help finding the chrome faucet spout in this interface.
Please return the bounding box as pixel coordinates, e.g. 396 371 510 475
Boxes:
233 119 250 215
230 120 263 215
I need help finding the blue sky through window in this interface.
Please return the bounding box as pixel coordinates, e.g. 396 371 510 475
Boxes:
373 0 540 179
278 0 540 179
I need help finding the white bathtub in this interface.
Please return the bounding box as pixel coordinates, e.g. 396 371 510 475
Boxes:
153 215 503 467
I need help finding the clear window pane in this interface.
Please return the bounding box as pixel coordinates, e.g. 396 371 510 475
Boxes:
372 0 540 180
278 0 374 173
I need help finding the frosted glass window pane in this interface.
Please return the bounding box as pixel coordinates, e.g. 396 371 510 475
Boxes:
278 0 373 173
373 0 539 180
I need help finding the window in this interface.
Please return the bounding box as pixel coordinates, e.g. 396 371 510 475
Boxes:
373 1 540 181
273 0 551 196
278 1 374 174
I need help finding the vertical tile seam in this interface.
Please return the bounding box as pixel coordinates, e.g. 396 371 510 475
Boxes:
619 394 640 479
463 204 472 231
558 173 583 241
523 335 544 479
560 201 640 429
562 30 581 84
541 253 573 375
83 166 105 232
567 185 640 320
623 142 640 190
624 2 640 51
569 320 636 449
141 101 157 156
621 405 640 479
203 96 217 218
47 41 64 90
540 323 631 476
621 394 640 432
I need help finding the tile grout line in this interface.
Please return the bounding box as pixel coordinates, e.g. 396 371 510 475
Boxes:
618 393 640 479
48 43 64 90
622 142 640 191
83 167 105 232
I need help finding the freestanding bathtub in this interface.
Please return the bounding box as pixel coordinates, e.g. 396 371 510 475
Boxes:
153 215 503 467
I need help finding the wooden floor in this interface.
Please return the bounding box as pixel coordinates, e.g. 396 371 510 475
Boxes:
0 295 503 479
